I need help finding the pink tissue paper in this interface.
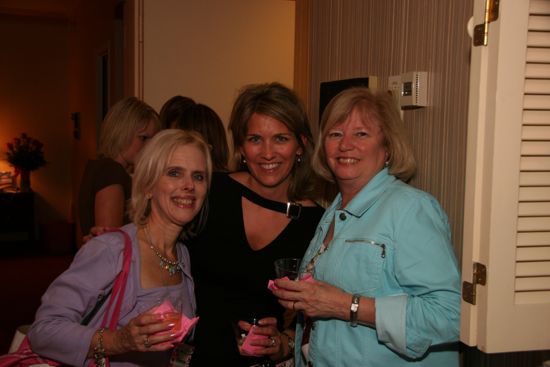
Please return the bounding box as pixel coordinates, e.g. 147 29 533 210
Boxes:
267 272 314 291
241 325 268 356
150 300 199 342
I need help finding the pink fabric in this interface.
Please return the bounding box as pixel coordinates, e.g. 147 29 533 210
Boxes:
149 300 199 343
240 326 268 356
0 228 132 367
90 229 133 367
0 337 61 367
267 273 314 291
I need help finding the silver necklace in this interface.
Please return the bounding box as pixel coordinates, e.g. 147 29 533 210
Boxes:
144 226 182 276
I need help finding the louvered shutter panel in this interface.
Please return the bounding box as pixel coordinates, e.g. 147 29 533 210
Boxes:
517 0 550 304
461 0 550 352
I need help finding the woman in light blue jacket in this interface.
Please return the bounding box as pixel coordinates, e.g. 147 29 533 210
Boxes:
271 87 461 366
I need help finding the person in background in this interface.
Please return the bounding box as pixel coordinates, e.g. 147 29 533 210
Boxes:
78 97 161 238
159 95 196 129
188 82 325 366
171 103 230 172
28 129 212 366
272 87 461 366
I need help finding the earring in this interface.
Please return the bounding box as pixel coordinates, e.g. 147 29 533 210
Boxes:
384 161 390 168
296 155 303 164
242 157 247 164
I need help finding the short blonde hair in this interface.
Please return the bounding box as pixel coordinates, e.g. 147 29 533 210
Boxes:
313 87 416 182
98 97 160 159
129 129 213 239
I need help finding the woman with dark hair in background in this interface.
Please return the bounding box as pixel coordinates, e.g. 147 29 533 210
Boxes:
159 95 195 129
188 82 324 366
160 96 230 172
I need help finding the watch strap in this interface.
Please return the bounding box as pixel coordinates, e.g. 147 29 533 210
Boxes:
350 294 361 327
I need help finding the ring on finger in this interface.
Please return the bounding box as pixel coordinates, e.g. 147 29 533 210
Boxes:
269 336 276 347
144 335 151 349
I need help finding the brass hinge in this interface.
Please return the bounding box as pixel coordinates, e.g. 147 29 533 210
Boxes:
473 0 500 46
462 262 487 305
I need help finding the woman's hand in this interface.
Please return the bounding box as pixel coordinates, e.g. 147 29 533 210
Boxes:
271 278 350 320
237 317 288 361
102 310 178 355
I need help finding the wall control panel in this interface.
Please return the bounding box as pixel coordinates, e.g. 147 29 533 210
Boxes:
388 71 428 109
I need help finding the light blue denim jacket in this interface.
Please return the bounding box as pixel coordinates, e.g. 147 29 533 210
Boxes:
295 168 461 367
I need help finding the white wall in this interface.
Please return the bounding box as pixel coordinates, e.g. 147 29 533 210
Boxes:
143 0 295 125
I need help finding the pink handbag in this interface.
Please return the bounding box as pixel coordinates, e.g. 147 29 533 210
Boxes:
0 228 132 367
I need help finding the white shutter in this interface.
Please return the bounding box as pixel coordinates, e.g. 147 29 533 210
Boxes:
518 0 550 306
461 0 550 352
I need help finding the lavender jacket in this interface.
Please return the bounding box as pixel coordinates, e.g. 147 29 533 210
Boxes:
28 223 196 367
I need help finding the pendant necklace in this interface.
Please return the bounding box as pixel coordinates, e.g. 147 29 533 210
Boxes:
144 226 182 276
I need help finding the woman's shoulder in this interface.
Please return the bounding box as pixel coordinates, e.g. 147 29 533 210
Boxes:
86 157 122 170
227 171 246 184
208 171 240 196
210 170 236 186
385 180 446 216
83 158 129 187
80 224 136 260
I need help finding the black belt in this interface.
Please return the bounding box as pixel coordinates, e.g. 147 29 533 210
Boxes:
240 183 302 219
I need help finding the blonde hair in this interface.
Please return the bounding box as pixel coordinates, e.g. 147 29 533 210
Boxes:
313 87 416 182
98 97 160 159
129 129 213 239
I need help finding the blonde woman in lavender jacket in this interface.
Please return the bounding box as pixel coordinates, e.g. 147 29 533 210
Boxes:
28 130 212 367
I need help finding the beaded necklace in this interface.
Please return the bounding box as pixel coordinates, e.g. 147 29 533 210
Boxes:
144 226 182 276
305 220 334 274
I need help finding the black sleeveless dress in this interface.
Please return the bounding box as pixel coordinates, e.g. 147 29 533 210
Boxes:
188 172 324 366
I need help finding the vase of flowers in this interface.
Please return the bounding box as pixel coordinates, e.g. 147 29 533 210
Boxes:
6 133 46 192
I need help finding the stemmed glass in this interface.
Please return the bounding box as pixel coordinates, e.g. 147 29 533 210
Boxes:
274 258 302 280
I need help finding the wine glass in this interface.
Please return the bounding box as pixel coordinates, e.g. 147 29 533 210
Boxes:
274 258 302 280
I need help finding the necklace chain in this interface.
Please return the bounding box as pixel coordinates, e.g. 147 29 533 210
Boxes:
305 220 334 274
144 226 182 276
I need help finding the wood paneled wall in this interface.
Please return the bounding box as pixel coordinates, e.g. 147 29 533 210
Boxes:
295 0 473 260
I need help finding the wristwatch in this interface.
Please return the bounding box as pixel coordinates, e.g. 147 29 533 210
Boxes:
350 294 361 327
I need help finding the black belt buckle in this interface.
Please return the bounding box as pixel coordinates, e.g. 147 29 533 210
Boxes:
286 202 302 219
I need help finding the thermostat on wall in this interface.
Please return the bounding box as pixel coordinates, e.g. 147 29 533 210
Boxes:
388 71 428 109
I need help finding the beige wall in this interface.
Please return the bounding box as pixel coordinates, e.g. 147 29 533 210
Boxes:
142 0 295 125
295 0 473 260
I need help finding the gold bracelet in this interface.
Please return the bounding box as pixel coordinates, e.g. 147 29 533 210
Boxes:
280 330 295 356
93 327 106 367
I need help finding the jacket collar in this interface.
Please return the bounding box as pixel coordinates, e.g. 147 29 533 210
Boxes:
333 168 396 218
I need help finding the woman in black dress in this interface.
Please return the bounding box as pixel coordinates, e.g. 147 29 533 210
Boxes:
188 82 325 366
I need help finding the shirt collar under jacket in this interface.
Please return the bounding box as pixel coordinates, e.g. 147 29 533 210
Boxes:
333 167 396 218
